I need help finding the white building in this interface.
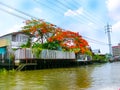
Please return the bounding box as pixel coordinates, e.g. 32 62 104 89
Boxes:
0 31 33 61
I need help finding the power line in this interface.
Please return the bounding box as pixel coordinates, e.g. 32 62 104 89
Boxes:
33 0 107 45
82 35 108 45
47 0 104 31
0 1 108 46
34 0 85 24
0 7 27 20
33 0 64 15
88 41 108 46
0 2 38 19
56 0 104 26
0 6 107 46
71 0 105 25
34 0 100 31
0 0 105 29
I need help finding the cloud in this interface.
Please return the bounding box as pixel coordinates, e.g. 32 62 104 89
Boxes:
106 0 120 11
106 0 120 20
64 8 83 16
0 24 24 36
111 21 120 44
112 21 120 31
33 7 42 13
104 21 120 47
106 0 120 48
8 24 24 33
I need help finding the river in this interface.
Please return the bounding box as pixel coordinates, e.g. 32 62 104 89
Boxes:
0 62 120 90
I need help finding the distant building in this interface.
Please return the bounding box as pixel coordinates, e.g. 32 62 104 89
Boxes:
0 31 33 62
92 49 101 54
112 43 120 56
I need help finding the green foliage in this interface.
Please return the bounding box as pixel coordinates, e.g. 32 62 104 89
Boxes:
0 68 7 74
20 38 31 48
92 54 108 62
20 44 27 48
85 50 92 56
9 69 16 73
92 54 98 61
12 48 17 51
32 43 43 58
9 53 15 61
31 41 62 58
42 41 60 50
0 68 15 74
26 38 31 47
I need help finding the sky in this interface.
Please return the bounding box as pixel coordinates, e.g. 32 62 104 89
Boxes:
0 0 120 54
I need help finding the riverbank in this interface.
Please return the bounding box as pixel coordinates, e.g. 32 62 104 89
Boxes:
0 59 109 71
1 60 91 71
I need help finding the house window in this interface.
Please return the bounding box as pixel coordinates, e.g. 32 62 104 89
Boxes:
12 35 16 41
19 35 28 42
23 36 27 42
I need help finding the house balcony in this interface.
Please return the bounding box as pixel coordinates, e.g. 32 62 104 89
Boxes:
11 41 26 48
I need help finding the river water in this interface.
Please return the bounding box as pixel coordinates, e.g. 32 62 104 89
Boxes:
0 62 120 90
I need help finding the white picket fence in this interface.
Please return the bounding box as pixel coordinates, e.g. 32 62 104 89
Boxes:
14 48 75 60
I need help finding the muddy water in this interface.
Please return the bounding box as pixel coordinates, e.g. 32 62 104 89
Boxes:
0 62 120 90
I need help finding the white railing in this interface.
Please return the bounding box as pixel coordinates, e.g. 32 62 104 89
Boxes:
11 41 26 48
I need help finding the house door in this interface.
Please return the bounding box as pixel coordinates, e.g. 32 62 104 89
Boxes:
0 47 7 62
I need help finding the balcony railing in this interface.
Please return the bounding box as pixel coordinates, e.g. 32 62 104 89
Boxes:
11 41 26 48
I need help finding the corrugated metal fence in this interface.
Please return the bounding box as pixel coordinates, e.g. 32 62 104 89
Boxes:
15 48 75 60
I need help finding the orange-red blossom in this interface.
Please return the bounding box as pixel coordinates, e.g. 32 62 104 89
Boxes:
22 19 89 54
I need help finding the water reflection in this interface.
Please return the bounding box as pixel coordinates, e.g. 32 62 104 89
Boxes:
1 62 120 90
88 63 120 90
0 66 92 90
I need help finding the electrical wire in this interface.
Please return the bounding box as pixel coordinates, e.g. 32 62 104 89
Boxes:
71 0 105 25
32 0 109 46
34 0 100 30
0 1 38 19
82 36 108 45
0 1 109 46
33 0 64 15
56 0 104 26
0 7 27 20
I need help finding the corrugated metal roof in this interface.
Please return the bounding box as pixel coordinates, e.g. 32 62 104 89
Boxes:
0 31 34 38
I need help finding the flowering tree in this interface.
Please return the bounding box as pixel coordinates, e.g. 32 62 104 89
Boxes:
22 19 90 54
22 19 56 43
48 30 89 54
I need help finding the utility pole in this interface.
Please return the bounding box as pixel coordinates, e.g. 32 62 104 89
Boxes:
105 23 112 56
